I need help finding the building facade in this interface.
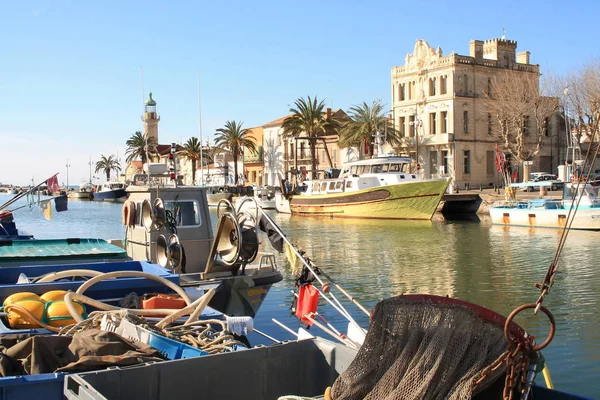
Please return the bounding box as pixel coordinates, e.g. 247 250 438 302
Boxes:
391 38 560 188
244 126 264 186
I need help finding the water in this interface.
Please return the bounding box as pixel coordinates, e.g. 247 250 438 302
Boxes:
3 194 599 398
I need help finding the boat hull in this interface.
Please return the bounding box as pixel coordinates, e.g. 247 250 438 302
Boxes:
289 179 450 220
206 192 233 207
490 205 600 230
275 192 291 213
93 188 127 202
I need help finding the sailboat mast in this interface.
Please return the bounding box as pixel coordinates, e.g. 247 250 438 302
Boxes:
198 67 204 186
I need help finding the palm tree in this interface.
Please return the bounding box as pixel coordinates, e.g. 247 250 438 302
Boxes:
214 121 257 185
182 137 212 185
95 154 121 181
338 100 399 157
125 131 157 167
281 96 339 179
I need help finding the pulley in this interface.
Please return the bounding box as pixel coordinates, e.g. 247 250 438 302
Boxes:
141 198 166 232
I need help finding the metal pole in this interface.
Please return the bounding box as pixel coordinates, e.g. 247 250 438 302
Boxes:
65 160 70 189
198 67 204 186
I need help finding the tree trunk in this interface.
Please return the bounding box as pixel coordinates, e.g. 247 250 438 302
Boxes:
191 159 196 185
233 154 238 185
106 170 110 181
310 139 317 179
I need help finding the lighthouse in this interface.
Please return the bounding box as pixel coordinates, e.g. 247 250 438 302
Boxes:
142 92 160 143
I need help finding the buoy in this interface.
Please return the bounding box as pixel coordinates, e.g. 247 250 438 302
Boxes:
40 290 68 303
5 299 45 328
122 200 136 226
3 292 40 307
47 300 85 327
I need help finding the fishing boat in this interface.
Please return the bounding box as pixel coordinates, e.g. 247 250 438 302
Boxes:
489 182 600 230
93 181 127 202
68 183 94 200
284 156 451 219
62 209 591 400
234 186 278 212
0 259 245 400
205 186 233 207
0 210 33 239
122 173 283 317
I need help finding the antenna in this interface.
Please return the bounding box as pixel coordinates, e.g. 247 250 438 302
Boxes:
198 67 204 187
501 26 506 40
141 67 150 185
140 67 145 107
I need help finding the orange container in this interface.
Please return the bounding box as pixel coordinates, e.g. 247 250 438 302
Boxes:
142 293 187 310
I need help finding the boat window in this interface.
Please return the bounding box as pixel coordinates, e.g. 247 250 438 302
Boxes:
164 200 202 227
381 164 389 172
401 164 409 172
329 182 336 191
320 182 327 192
346 181 353 189
335 181 343 190
312 182 320 192
350 166 358 176
389 164 401 172
372 165 383 173
400 175 405 179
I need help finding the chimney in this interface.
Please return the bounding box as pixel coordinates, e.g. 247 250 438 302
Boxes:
326 108 332 119
469 40 483 60
516 51 530 65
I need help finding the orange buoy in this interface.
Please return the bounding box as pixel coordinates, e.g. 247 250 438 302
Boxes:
3 292 40 307
40 290 68 303
47 300 85 327
5 299 45 328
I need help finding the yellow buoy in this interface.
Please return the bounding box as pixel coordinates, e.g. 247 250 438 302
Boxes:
5 299 45 328
3 292 41 307
46 300 85 327
40 290 68 303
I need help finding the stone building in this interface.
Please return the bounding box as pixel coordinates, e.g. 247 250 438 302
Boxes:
391 38 560 188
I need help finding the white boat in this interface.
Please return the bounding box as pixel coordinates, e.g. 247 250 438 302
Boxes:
234 187 278 212
490 182 600 230
93 182 127 202
275 191 291 214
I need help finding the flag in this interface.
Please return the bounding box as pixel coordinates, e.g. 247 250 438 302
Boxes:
511 164 519 181
258 215 284 253
54 195 68 212
46 174 59 193
40 199 53 220
284 243 303 276
494 144 503 172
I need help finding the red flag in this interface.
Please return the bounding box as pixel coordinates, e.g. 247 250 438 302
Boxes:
295 284 319 327
494 144 503 172
46 174 59 193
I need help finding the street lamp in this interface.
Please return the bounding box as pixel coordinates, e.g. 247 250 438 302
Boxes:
550 134 560 174
65 160 71 190
408 115 423 173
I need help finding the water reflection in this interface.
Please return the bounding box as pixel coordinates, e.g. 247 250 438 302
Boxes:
6 195 600 397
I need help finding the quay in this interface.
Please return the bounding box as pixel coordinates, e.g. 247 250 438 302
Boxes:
439 188 563 217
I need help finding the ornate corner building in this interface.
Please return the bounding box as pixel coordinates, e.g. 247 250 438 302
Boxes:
391 38 560 189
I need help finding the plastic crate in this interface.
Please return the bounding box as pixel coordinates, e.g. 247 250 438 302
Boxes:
100 315 207 360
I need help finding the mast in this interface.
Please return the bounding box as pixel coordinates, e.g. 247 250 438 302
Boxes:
198 67 204 186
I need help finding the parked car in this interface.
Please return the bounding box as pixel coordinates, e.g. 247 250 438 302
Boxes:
510 173 564 192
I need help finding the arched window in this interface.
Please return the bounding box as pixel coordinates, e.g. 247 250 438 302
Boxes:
462 74 469 94
429 77 437 96
440 75 447 94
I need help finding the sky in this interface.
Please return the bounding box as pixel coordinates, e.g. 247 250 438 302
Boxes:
1 0 598 186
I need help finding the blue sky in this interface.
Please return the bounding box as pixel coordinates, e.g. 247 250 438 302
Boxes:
1 0 597 185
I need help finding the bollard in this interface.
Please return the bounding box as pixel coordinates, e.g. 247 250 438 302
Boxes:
540 185 547 197
480 183 483 191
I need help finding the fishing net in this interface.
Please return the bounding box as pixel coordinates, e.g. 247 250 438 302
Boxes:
331 295 511 400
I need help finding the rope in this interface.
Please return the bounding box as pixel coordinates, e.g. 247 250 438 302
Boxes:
535 138 600 310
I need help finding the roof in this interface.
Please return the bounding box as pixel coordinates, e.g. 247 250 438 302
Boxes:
262 115 293 128
145 92 156 106
156 144 184 156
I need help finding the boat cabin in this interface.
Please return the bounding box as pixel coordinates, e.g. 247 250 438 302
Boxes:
304 157 418 196
126 175 214 274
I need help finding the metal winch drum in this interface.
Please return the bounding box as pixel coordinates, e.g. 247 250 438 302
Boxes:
141 198 166 232
156 234 184 272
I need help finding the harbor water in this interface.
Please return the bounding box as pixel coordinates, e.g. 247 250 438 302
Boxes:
3 194 599 398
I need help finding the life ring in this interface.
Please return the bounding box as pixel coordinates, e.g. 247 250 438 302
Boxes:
122 200 136 226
